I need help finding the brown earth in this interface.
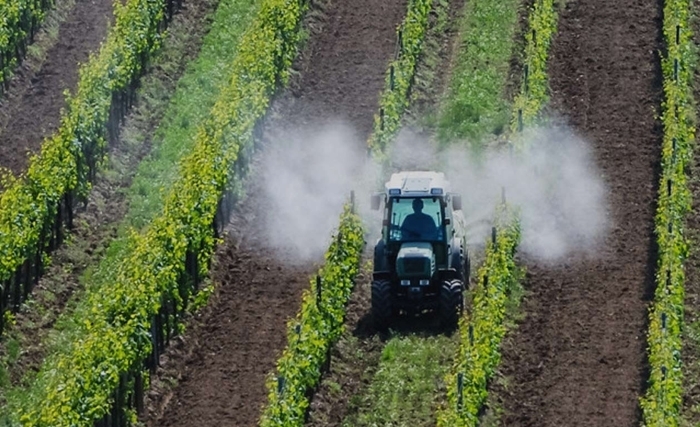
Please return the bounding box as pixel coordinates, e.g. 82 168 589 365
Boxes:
491 0 664 425
147 0 409 426
0 0 114 176
0 0 219 404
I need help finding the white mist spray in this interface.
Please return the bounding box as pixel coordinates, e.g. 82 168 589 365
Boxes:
389 125 610 261
259 121 373 263
258 121 609 264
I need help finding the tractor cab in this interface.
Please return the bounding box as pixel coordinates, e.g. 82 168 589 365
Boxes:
370 171 469 329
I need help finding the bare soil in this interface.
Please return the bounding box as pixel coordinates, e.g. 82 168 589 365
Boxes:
490 0 665 425
0 0 114 176
147 0 409 426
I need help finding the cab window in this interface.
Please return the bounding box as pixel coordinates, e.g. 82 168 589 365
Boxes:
388 197 444 241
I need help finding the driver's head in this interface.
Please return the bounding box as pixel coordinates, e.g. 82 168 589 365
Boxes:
412 198 424 213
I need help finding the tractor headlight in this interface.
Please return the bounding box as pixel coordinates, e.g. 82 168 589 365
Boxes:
419 279 430 286
400 279 411 286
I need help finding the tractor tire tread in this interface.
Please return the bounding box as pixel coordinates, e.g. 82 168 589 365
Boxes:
371 279 392 331
439 279 463 328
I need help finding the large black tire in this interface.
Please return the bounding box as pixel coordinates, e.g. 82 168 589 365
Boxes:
373 240 388 272
464 250 471 287
439 280 463 328
450 240 468 284
371 280 393 331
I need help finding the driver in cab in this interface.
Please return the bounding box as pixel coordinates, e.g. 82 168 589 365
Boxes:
401 198 437 240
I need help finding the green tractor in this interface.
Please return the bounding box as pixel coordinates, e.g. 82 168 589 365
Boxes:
370 171 470 330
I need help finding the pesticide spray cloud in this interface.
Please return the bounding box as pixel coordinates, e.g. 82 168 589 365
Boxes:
259 120 608 264
259 121 376 263
389 125 610 262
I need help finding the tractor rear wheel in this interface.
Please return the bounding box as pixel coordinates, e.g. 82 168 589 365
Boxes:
464 250 471 287
451 242 470 285
371 280 392 331
439 280 463 329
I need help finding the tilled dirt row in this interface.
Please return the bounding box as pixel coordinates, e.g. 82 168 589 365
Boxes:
148 0 408 426
491 0 664 425
0 0 115 176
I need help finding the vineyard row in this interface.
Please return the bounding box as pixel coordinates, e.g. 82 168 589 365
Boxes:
5 0 306 425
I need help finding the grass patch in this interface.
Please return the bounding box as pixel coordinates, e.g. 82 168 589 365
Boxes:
124 0 262 230
435 0 521 148
342 334 457 427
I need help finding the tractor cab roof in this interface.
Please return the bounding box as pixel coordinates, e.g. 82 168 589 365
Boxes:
385 171 451 197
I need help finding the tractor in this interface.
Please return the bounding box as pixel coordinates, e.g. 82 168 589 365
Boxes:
370 171 470 330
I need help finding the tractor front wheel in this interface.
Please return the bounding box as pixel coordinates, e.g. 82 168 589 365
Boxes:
439 280 463 329
371 280 393 331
